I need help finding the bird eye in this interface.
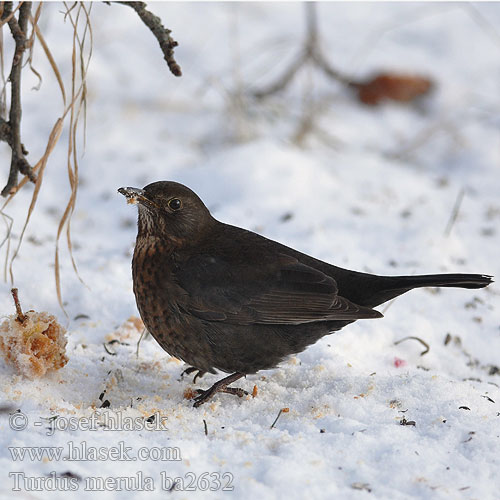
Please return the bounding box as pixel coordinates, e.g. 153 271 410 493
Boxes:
168 198 182 211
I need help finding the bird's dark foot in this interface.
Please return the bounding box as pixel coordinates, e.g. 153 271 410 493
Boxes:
181 366 206 384
192 372 247 408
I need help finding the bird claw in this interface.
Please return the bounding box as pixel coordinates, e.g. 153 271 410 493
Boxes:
191 372 247 407
223 387 249 398
181 367 206 384
193 387 248 407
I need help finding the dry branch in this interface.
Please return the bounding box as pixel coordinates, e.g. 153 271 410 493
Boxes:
1 1 36 197
116 1 182 77
0 1 183 308
11 287 26 323
253 3 432 106
253 3 351 99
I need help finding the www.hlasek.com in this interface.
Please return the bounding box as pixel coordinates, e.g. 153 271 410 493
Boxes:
10 471 235 492
9 440 182 462
9 410 168 436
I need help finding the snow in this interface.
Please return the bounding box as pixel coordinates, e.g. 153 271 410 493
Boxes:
0 2 499 499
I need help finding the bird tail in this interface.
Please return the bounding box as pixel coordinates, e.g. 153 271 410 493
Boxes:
355 273 493 308
394 273 493 290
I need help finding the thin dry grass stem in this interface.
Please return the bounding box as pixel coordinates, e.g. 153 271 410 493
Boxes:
1 126 60 288
8 116 64 285
1 144 44 281
26 2 42 90
6 63 89 296
53 2 92 309
0 1 62 289
63 2 78 21
0 2 92 312
79 2 90 147
0 209 13 281
32 11 66 105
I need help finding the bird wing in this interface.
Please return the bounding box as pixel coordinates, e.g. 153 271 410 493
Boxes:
176 251 382 325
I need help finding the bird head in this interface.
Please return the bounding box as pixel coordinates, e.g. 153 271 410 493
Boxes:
118 181 215 244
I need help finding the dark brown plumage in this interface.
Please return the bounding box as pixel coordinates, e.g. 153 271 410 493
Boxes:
119 181 493 407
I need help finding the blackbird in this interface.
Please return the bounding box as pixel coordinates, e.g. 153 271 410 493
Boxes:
119 181 492 407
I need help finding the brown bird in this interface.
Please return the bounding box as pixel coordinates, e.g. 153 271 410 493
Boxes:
119 181 492 407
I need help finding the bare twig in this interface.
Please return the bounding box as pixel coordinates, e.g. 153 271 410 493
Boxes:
253 52 307 99
394 336 430 356
1 2 37 197
270 407 289 429
115 1 182 76
270 409 284 429
11 287 26 323
253 3 352 99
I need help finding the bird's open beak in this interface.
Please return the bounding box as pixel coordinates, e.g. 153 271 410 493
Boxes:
118 186 147 205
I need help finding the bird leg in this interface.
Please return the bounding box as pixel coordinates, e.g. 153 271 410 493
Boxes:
193 372 247 407
181 366 206 384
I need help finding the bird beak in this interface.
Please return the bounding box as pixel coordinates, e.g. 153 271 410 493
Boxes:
118 186 147 205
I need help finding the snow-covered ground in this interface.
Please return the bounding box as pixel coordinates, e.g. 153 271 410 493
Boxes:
0 2 499 499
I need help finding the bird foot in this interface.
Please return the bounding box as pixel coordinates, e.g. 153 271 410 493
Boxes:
181 367 206 384
192 372 247 408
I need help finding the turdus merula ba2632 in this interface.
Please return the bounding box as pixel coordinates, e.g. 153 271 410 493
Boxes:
119 182 492 407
